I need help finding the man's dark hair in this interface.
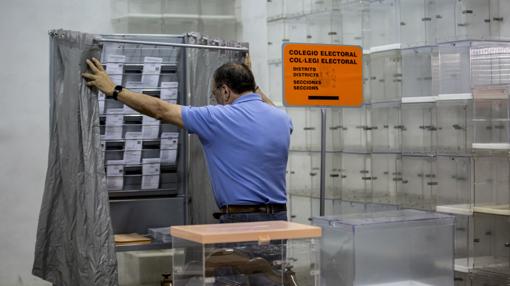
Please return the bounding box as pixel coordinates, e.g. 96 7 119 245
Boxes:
213 62 256 94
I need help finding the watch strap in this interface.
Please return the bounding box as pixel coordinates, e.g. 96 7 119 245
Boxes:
112 85 123 101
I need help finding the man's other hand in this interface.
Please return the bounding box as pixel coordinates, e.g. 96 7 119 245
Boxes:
81 58 116 96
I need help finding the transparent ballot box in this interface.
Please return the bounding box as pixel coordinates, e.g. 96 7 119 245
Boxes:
330 200 400 216
287 108 321 151
400 0 434 48
400 156 438 210
341 153 372 202
452 214 474 274
305 11 342 45
370 103 402 153
473 155 510 216
326 109 342 152
339 0 365 46
438 41 510 96
171 221 322 286
364 0 401 50
341 107 369 152
401 46 436 101
370 154 402 205
472 213 510 275
436 101 472 155
435 156 472 215
401 103 437 154
286 151 320 197
368 49 402 104
312 209 455 286
472 87 510 150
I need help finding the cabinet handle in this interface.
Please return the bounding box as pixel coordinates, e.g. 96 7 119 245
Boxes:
462 10 473 14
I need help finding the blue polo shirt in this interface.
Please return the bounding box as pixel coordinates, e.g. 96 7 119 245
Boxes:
181 93 292 208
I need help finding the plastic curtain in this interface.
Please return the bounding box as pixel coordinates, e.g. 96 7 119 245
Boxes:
33 30 118 286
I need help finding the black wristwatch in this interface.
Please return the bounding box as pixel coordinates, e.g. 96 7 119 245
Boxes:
112 85 123 101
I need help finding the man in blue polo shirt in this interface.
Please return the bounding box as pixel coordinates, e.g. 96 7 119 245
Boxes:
83 58 292 223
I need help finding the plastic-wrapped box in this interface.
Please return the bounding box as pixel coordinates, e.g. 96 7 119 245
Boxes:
287 151 320 197
473 156 510 216
371 153 402 205
401 156 438 210
436 100 472 155
364 0 400 50
341 107 369 152
401 46 436 102
472 87 510 150
288 108 321 151
400 0 434 47
171 221 322 286
341 153 371 202
369 49 402 103
472 213 510 274
435 156 472 215
401 103 437 154
312 209 455 286
370 103 402 153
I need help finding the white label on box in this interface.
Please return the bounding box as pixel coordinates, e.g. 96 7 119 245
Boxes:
142 115 160 139
141 57 163 88
142 158 160 189
123 132 142 165
160 81 178 101
105 114 123 139
161 132 179 164
106 55 126 85
106 160 124 190
98 92 106 114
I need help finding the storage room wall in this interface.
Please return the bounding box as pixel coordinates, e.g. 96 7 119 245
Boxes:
0 1 112 285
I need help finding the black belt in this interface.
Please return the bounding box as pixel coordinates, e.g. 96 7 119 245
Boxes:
213 204 287 219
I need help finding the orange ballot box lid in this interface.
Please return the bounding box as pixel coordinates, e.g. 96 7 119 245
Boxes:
283 43 363 107
170 221 322 244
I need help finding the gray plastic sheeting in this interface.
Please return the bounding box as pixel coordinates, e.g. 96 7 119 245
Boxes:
33 30 118 286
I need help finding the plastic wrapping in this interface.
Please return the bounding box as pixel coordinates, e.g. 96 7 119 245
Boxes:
33 30 118 286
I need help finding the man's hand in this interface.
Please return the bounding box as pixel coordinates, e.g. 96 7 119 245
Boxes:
82 58 116 96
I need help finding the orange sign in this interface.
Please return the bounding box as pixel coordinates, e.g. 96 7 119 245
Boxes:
282 43 363 107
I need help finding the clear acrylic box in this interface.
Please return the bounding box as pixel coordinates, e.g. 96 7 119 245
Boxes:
326 109 342 152
472 87 510 149
339 0 365 46
472 213 510 275
268 62 283 104
312 209 455 286
368 49 402 103
430 0 457 43
287 151 321 197
325 152 342 199
401 103 437 154
436 100 472 155
341 107 369 152
364 0 400 50
437 41 472 96
267 20 287 62
435 156 472 215
363 54 371 104
370 154 402 205
400 0 434 47
401 156 438 210
401 46 435 100
305 11 342 44
289 194 314 224
288 108 321 151
470 41 510 87
330 200 400 216
490 0 510 40
370 103 402 153
341 153 371 202
171 221 322 286
284 0 306 17
267 0 284 20
473 156 510 216
454 0 491 41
